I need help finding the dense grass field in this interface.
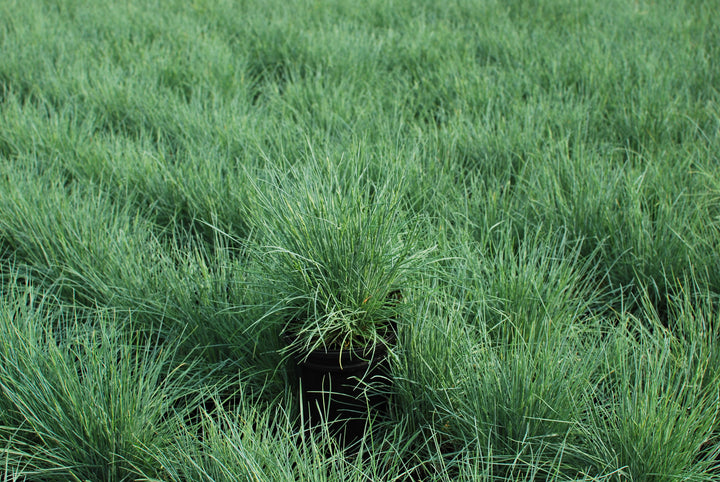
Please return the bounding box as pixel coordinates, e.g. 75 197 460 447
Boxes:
1 0 719 480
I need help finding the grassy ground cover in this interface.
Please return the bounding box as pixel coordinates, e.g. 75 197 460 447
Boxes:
1 0 719 479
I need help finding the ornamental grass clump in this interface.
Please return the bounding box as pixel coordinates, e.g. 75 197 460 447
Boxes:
0 272 200 481
248 159 433 357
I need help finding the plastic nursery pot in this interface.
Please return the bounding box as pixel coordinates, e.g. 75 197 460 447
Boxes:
290 340 393 446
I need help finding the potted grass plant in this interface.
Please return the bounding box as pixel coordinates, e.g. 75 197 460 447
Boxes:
248 159 431 443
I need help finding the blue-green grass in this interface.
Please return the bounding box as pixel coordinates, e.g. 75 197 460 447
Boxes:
1 0 719 479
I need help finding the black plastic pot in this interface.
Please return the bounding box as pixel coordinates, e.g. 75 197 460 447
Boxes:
292 341 393 445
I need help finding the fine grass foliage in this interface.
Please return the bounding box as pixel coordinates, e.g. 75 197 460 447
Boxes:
0 274 200 481
580 298 720 479
247 158 435 355
1 0 719 479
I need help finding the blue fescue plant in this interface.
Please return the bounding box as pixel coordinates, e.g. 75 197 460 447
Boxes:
247 158 434 357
